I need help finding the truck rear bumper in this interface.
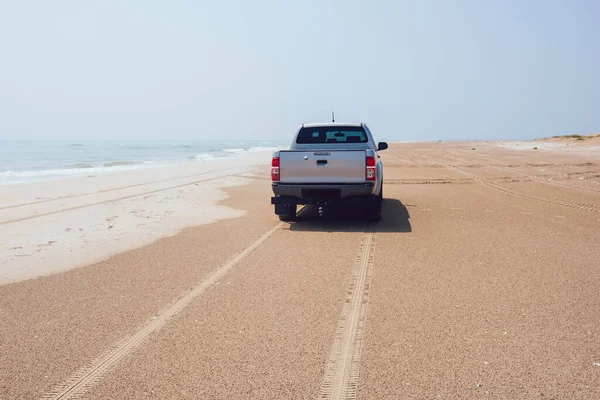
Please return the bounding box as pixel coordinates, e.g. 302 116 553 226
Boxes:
271 183 375 205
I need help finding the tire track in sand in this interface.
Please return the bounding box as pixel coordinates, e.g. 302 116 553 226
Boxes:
451 166 600 214
40 221 285 400
319 224 376 400
0 166 259 211
446 149 600 196
487 164 600 196
419 150 600 214
1 169 255 226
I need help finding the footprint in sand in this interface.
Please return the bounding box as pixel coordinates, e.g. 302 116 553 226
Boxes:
36 241 57 252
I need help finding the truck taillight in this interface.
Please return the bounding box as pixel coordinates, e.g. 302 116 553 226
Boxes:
366 156 376 181
271 157 280 181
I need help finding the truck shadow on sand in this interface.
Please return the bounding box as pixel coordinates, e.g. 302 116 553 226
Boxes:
287 198 411 233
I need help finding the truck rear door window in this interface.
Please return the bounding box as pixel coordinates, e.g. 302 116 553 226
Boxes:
296 126 368 144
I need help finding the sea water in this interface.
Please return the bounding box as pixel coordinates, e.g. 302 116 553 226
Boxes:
0 140 288 185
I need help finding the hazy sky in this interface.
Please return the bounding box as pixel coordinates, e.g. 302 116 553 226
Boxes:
1 1 599 141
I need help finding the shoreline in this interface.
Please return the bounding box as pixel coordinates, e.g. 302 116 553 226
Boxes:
0 140 285 186
3 138 598 285
0 151 272 285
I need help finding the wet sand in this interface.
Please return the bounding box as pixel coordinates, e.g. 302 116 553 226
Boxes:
1 140 599 399
0 153 272 285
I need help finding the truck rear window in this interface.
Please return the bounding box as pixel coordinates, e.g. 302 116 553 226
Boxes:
296 126 368 144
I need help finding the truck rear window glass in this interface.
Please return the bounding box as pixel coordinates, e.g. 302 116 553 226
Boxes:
296 126 368 144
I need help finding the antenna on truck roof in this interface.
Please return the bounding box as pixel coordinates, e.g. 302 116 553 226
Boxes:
332 111 335 122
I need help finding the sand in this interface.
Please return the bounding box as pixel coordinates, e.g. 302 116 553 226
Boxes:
1 140 599 399
0 152 271 284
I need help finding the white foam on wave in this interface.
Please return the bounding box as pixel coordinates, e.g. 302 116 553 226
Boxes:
247 146 281 152
196 146 281 160
195 154 217 161
0 162 157 185
0 141 285 185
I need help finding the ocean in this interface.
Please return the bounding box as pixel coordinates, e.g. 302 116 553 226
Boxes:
0 140 288 185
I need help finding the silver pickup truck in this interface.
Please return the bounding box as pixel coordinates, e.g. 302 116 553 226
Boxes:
271 122 387 220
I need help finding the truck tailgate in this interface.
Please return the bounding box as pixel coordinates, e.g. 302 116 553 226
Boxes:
279 150 366 184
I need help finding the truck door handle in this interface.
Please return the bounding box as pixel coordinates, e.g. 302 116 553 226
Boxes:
316 160 328 165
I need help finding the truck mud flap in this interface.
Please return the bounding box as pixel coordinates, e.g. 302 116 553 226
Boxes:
274 203 292 215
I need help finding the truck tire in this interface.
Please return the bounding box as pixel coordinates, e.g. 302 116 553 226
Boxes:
278 204 297 221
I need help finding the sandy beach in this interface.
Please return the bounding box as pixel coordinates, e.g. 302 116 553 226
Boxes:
0 152 273 284
1 139 599 399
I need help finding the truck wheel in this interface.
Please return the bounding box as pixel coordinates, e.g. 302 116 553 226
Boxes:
278 204 297 221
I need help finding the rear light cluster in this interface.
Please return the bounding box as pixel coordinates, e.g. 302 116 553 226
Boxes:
366 156 376 181
271 157 280 181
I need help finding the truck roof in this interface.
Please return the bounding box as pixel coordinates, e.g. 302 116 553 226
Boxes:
301 122 363 128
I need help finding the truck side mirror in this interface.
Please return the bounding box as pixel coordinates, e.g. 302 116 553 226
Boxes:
377 142 388 151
